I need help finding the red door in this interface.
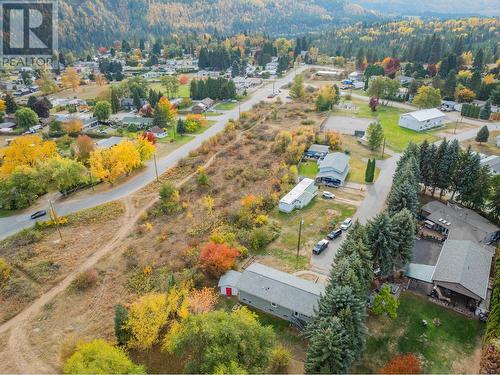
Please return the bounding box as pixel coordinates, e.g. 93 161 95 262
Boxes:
225 287 232 296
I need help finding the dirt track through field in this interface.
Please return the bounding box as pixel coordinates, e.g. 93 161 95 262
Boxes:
0 125 253 373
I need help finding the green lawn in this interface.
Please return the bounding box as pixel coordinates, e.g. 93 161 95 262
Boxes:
353 292 483 373
339 99 440 152
215 102 238 111
348 157 380 184
148 82 190 98
269 198 356 266
298 161 319 179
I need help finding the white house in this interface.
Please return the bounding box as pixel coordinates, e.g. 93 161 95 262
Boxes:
279 178 318 213
348 71 364 82
399 108 446 132
149 126 168 139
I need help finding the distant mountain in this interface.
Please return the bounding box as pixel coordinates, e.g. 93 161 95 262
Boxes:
58 0 380 51
352 0 500 16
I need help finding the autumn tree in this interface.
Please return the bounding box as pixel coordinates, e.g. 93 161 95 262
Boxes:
63 118 84 134
157 97 177 126
0 135 56 175
36 68 58 94
455 87 476 103
178 75 189 85
324 130 342 150
0 166 46 209
75 135 95 162
289 74 305 99
187 287 219 314
380 353 421 374
161 75 180 98
412 86 441 109
126 289 188 351
95 73 106 86
199 242 240 278
40 157 88 192
159 182 181 214
371 284 400 319
63 339 145 374
61 67 81 92
134 136 156 163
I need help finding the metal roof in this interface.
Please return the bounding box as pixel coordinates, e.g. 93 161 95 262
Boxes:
431 240 493 300
218 270 242 288
402 108 445 122
280 178 316 205
318 152 350 174
307 144 330 154
406 263 435 283
236 263 325 317
95 137 124 149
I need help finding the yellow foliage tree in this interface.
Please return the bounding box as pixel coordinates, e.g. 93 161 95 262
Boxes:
112 141 141 175
0 135 57 175
89 148 125 184
62 118 83 134
61 67 81 92
0 99 6 112
158 97 177 125
126 288 189 351
95 73 106 86
461 51 473 66
325 130 342 150
135 136 156 163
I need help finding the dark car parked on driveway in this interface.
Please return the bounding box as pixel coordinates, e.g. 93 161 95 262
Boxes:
327 229 342 240
313 239 329 255
30 210 47 220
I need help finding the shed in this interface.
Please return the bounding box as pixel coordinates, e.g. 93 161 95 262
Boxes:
316 152 350 187
149 126 168 138
279 178 318 213
218 270 241 296
399 108 446 132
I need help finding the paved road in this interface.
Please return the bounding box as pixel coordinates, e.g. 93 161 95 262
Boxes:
0 67 307 241
310 121 500 275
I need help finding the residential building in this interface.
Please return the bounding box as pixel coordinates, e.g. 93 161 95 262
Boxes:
279 178 318 213
120 116 154 129
218 263 325 327
149 126 168 138
304 144 330 160
0 122 16 133
480 155 500 176
192 98 215 114
399 108 446 132
316 152 350 187
348 71 363 82
95 136 124 149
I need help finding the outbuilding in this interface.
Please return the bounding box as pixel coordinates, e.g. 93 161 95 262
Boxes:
279 178 318 213
218 270 241 296
399 108 446 132
149 126 168 139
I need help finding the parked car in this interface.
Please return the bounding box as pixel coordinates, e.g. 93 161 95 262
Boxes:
340 218 353 231
30 210 47 220
322 191 335 200
313 239 329 255
327 229 342 240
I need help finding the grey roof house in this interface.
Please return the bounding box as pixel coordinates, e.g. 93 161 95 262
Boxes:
218 263 325 328
316 152 350 187
95 136 124 149
432 240 493 301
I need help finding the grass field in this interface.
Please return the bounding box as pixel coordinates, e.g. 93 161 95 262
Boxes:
462 130 500 156
338 99 440 152
298 161 319 179
348 157 380 184
147 82 191 98
270 198 356 266
353 292 483 373
215 102 238 111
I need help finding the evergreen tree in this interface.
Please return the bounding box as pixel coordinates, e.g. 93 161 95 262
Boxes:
479 100 492 120
5 94 17 114
367 212 397 276
176 119 186 134
473 48 484 72
476 125 490 144
152 104 168 128
365 159 375 183
132 90 142 111
467 165 492 211
490 86 500 106
390 209 416 269
457 146 481 203
111 87 120 114
443 70 457 100
428 34 442 64
387 168 418 215
430 140 447 196
419 140 434 192
488 175 500 222
114 305 131 346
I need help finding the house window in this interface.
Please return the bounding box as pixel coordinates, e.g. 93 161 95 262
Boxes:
294 311 299 317
271 302 278 308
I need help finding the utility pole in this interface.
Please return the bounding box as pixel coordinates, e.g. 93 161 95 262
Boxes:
153 153 159 183
296 218 304 266
48 200 62 241
381 137 386 158
454 119 458 134
238 100 241 120
88 170 94 191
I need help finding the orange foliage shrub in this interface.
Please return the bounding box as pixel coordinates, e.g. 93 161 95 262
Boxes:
188 287 219 314
179 75 189 85
199 242 240 278
380 353 421 374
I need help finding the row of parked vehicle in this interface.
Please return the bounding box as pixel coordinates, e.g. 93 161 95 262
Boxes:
312 216 353 255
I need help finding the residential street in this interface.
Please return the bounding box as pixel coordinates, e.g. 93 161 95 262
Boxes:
0 67 308 241
311 121 500 275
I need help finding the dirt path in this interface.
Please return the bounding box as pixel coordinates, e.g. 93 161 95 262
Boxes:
0 123 258 373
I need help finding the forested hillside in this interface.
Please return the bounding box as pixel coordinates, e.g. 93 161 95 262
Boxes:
58 0 378 50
